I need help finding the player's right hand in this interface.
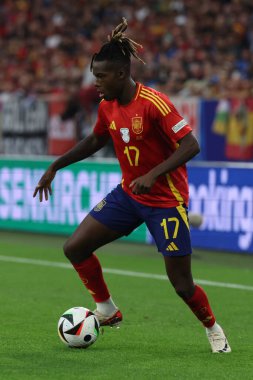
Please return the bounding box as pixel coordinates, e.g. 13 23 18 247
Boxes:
33 168 56 202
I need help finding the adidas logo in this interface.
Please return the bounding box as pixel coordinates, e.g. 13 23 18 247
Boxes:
109 121 116 130
166 242 179 251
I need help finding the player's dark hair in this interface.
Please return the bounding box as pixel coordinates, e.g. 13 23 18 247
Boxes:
90 17 145 71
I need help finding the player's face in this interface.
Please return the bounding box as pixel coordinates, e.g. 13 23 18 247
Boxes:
92 60 125 101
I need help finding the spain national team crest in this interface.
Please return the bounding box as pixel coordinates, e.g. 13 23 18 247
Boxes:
120 128 130 143
94 199 106 212
132 117 143 134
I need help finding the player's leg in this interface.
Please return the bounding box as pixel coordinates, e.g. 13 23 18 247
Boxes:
64 213 124 326
63 185 142 326
163 255 215 326
163 255 231 353
63 213 123 264
163 254 195 299
145 204 231 352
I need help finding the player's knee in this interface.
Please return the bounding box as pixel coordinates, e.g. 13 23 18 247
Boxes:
63 239 74 261
173 284 195 300
63 239 90 263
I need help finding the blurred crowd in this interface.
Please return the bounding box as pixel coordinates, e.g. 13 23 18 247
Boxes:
0 0 253 103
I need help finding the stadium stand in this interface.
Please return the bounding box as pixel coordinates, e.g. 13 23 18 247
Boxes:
0 0 252 155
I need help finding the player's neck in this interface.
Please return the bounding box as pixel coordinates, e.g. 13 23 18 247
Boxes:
117 79 137 105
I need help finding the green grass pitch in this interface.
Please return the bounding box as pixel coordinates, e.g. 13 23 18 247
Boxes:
1 230 253 380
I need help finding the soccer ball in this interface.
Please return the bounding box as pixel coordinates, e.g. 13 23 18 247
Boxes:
57 306 100 348
188 212 203 228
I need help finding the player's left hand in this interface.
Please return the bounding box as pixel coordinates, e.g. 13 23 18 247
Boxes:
129 173 156 195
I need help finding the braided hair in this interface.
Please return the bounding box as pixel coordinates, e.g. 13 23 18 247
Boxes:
90 17 145 71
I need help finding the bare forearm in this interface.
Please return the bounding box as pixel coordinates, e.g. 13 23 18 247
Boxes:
129 133 200 195
34 133 108 202
150 133 200 179
50 133 107 172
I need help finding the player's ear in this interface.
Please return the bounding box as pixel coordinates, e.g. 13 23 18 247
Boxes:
118 64 129 79
118 68 126 79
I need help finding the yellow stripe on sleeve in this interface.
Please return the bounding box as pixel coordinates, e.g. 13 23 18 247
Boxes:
140 93 168 116
141 88 171 113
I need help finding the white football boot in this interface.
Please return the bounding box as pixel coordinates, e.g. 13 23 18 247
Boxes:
93 309 123 327
206 325 231 353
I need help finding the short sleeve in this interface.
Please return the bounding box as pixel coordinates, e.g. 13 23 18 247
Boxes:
93 102 110 138
153 95 192 143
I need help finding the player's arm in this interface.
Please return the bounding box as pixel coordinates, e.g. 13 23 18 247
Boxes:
149 131 200 178
130 132 199 194
33 132 109 201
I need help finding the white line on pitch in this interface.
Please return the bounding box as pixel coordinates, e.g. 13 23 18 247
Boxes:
0 254 253 292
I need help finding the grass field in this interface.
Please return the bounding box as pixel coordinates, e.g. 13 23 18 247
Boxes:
1 230 253 380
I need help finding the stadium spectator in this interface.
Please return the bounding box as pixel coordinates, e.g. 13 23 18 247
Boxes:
0 0 252 99
0 0 252 152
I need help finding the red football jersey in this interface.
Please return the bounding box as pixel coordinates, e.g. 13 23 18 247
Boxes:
93 83 192 207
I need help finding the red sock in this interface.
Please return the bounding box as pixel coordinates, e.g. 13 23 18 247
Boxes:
73 254 110 303
184 285 216 328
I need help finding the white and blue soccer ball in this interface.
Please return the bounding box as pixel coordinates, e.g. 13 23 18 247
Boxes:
58 306 100 348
